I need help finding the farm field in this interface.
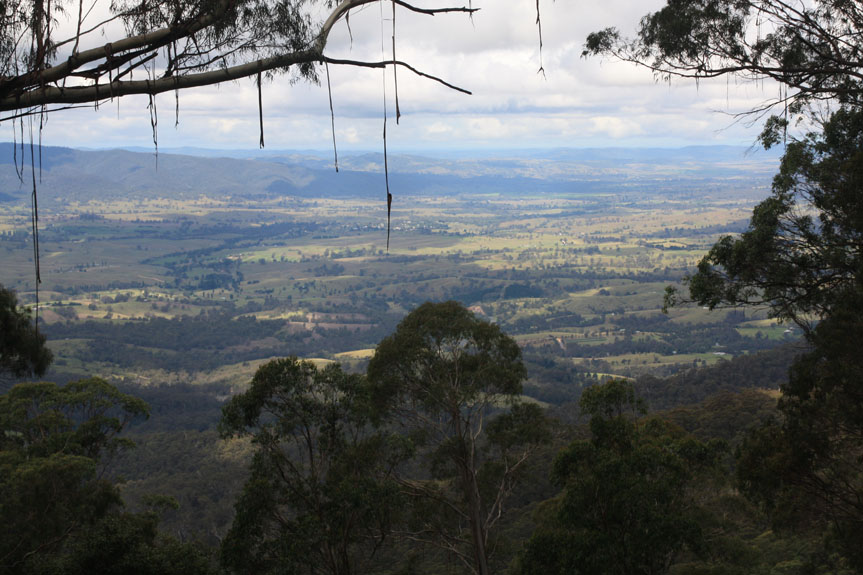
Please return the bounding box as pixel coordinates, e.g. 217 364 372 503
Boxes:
0 145 797 403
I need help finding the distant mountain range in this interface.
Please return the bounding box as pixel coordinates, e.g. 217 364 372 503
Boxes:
0 143 782 206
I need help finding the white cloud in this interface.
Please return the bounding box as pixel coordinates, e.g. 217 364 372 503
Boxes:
589 116 644 139
31 0 777 151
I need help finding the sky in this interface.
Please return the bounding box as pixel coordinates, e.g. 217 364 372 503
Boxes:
15 0 783 153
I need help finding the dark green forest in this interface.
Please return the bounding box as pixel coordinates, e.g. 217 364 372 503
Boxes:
2 295 858 574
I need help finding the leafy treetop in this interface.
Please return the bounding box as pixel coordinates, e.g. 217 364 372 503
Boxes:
682 107 863 330
219 358 408 575
367 301 548 575
0 378 151 573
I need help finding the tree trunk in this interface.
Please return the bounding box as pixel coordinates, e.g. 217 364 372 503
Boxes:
466 472 490 575
458 426 489 575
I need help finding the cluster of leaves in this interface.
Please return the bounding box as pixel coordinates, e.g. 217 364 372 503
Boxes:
685 108 863 330
736 298 863 571
113 429 249 546
518 380 724 575
367 301 551 575
683 78 863 575
219 359 409 575
0 378 213 574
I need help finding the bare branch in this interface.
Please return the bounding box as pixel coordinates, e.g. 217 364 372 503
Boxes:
324 57 472 95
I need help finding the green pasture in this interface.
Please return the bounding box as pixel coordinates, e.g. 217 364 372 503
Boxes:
573 351 730 372
737 323 798 341
1 186 777 386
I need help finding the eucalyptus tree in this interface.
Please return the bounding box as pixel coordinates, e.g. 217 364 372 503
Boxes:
0 378 147 572
518 380 722 575
367 301 550 575
585 1 863 568
585 0 863 327
219 358 409 575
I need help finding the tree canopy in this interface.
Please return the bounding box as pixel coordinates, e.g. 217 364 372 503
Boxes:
684 106 863 330
604 0 863 340
0 378 216 574
518 380 722 575
219 358 408 575
367 301 550 575
584 0 863 120
587 1 863 569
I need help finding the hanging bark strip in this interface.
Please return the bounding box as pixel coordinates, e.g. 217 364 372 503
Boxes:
28 125 41 331
174 42 181 127
392 0 400 123
381 0 392 252
38 113 43 182
14 119 22 181
257 70 264 148
384 115 392 251
147 75 158 156
535 0 545 77
325 61 339 172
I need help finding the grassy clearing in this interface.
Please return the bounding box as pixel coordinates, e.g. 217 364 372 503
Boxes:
334 349 376 360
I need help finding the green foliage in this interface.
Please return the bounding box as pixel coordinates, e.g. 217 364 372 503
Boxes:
368 301 549 575
660 389 779 444
219 358 407 575
113 428 249 546
368 301 526 414
0 450 119 574
585 1 863 114
588 4 863 567
0 378 209 574
25 510 214 575
579 377 646 419
519 380 723 575
0 284 52 380
735 298 863 572
0 378 149 460
684 106 863 571
686 108 863 327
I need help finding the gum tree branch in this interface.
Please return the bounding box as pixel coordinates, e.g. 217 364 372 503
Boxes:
0 0 476 113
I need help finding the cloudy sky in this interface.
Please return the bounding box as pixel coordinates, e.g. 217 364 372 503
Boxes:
22 0 781 152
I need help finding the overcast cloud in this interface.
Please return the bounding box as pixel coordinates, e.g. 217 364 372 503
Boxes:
19 0 782 152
